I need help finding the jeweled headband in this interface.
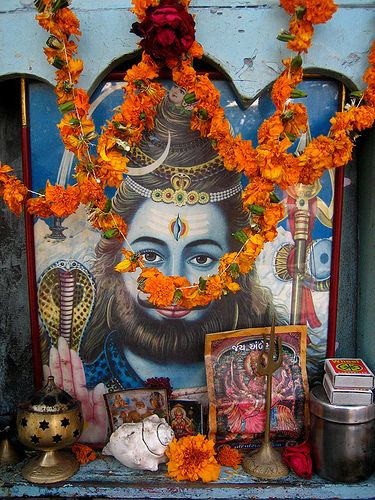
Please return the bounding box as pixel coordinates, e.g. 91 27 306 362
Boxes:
125 174 242 207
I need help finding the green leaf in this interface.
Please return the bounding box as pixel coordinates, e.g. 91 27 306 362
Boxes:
285 132 298 142
34 0 45 13
232 229 248 245
51 57 65 69
269 192 280 203
52 0 71 13
229 263 240 278
295 6 306 20
130 251 141 262
277 31 295 42
103 228 118 239
183 92 197 104
173 289 183 303
248 204 265 216
69 118 80 126
290 89 308 99
137 277 146 291
58 101 75 114
350 90 364 99
199 277 207 291
103 198 112 213
198 108 209 120
291 54 303 70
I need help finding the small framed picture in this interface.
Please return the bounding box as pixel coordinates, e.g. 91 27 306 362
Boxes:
104 388 170 433
169 400 203 438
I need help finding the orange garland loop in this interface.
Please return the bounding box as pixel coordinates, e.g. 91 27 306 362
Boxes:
0 0 374 309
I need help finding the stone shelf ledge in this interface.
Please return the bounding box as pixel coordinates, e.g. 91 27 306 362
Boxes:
1 455 374 499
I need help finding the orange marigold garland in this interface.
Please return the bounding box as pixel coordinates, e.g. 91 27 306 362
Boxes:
0 0 374 310
166 434 221 482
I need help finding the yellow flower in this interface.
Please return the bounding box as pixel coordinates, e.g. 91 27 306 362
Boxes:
166 434 221 483
115 250 143 273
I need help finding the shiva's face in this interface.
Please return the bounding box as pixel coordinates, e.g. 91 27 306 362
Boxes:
121 198 230 322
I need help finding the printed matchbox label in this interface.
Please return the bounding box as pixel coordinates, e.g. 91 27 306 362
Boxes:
324 358 375 389
327 359 371 375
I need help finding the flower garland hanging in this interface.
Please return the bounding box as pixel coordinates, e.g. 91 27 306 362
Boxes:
0 0 374 309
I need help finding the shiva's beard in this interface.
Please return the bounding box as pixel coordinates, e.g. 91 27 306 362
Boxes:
109 286 238 364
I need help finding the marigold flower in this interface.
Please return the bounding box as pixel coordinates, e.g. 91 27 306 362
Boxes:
188 40 204 59
217 445 242 469
27 196 54 219
287 18 314 53
281 103 308 139
242 176 274 208
0 164 13 184
205 275 225 301
55 8 82 37
330 130 353 168
56 59 84 85
143 273 176 307
261 204 285 242
166 434 221 483
89 210 127 237
73 88 90 119
77 176 107 210
280 0 300 15
2 177 28 216
125 56 159 83
132 0 160 22
45 181 80 218
258 114 284 144
172 62 197 92
71 443 97 465
272 73 293 111
304 0 337 24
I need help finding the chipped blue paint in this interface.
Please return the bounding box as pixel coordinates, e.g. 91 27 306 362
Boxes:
1 456 375 498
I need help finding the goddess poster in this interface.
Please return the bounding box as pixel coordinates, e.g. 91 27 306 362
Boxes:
28 75 339 443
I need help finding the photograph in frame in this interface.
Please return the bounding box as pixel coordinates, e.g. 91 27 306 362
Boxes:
104 388 170 433
205 325 309 450
169 400 203 438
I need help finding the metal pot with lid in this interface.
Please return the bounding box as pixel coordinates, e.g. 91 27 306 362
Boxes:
309 384 375 483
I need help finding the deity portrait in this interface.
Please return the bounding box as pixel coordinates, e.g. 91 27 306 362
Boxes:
78 85 278 398
34 77 336 443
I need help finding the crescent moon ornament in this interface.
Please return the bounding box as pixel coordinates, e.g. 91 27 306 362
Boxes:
126 131 171 176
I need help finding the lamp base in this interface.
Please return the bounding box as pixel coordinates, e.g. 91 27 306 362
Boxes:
21 450 79 484
243 442 289 479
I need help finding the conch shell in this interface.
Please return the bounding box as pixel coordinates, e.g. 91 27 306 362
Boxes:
102 414 174 471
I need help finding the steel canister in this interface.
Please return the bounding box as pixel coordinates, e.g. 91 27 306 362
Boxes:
310 385 375 482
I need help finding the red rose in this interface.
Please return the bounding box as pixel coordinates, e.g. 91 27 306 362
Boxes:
281 441 313 479
131 0 195 61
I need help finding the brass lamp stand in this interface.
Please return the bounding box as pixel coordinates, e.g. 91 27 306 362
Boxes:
243 320 289 479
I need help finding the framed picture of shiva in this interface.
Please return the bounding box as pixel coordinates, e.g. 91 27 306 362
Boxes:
28 71 341 444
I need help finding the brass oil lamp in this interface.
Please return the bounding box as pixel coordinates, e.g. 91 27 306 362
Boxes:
16 376 83 484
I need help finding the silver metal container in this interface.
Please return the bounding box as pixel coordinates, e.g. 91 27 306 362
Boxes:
310 385 375 483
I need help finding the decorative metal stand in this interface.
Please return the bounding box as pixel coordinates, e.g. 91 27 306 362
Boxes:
243 319 289 479
47 216 67 240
